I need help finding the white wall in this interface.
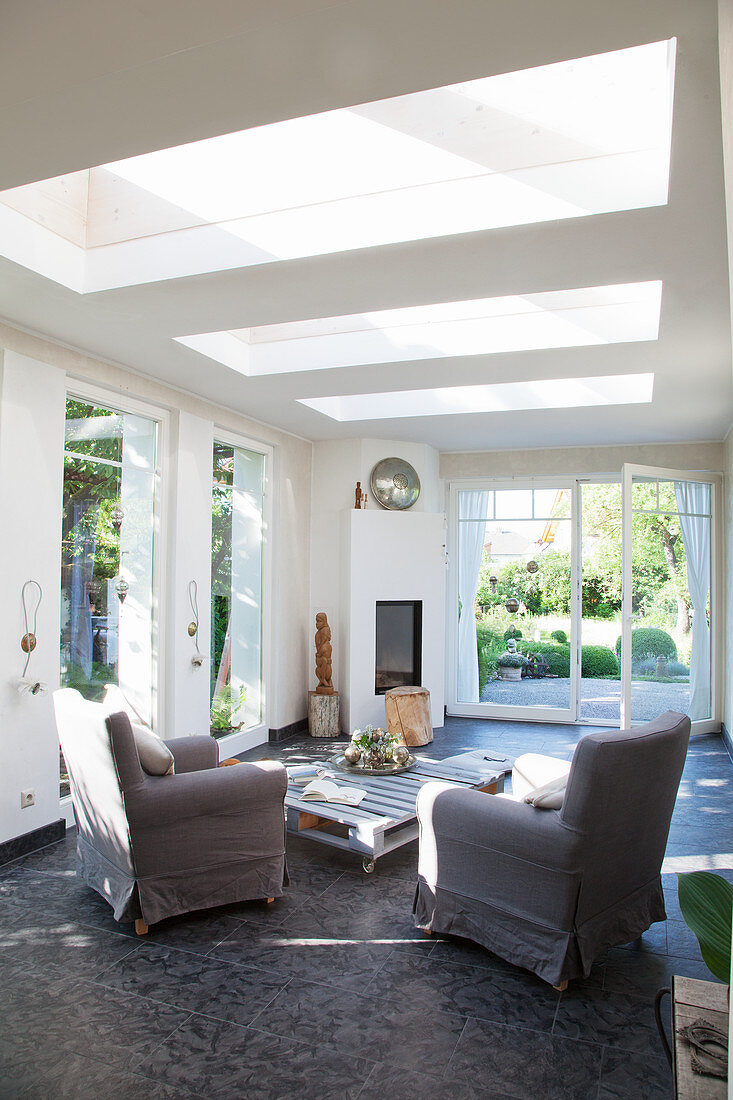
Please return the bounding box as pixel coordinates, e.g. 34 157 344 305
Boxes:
358 440 441 512
309 438 441 710
166 411 214 739
344 510 446 733
0 352 65 844
0 324 313 846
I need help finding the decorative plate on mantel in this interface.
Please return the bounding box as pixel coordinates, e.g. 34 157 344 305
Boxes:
370 458 421 510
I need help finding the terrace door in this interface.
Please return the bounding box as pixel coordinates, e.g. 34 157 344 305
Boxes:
621 465 718 733
449 480 578 722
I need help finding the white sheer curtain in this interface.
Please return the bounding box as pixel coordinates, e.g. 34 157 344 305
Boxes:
674 480 711 721
457 491 490 702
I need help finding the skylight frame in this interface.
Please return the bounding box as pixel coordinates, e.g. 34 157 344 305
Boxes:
174 281 663 377
297 373 656 422
0 39 677 293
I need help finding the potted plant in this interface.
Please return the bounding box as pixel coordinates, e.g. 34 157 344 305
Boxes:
677 871 732 983
210 684 247 735
497 653 527 681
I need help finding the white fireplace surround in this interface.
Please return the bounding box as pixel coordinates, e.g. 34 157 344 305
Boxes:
341 510 446 733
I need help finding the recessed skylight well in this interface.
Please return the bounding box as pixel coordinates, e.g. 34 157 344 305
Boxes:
298 374 655 422
0 39 676 291
175 281 662 376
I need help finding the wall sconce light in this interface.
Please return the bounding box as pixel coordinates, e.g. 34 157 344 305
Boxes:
188 580 207 668
18 580 46 696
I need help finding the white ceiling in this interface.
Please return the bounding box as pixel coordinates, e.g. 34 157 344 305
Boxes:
0 0 731 451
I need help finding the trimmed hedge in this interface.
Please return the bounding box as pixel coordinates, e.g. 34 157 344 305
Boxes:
615 627 677 662
477 624 504 694
550 629 568 644
519 640 570 678
581 645 619 679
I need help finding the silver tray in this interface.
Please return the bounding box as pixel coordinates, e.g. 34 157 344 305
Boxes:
331 753 416 776
370 457 421 510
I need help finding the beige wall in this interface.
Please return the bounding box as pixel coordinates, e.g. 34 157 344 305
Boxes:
441 441 724 480
0 322 312 736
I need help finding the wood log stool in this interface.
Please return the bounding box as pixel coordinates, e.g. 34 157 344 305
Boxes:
308 690 340 737
384 686 433 746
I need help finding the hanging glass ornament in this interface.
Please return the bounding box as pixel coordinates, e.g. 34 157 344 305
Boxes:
111 504 125 533
505 596 520 614
489 575 498 594
115 577 129 603
526 560 539 574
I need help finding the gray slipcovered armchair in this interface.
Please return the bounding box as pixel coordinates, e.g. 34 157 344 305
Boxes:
54 688 288 932
414 711 690 987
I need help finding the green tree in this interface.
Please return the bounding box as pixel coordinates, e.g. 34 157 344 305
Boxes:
581 481 690 633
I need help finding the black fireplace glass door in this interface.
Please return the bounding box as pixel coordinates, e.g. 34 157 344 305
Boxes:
375 600 422 694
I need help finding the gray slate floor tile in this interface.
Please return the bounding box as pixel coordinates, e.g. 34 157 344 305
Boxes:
95 941 290 1025
362 949 560 1031
446 1016 603 1099
597 1048 673 1099
249 977 468 1076
135 1013 375 1099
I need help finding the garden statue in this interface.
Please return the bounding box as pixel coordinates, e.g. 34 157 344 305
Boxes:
315 612 335 695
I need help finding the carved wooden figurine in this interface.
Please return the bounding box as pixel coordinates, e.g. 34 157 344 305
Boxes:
315 612 335 695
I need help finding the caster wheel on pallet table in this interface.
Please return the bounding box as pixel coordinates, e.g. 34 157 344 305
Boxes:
362 857 376 874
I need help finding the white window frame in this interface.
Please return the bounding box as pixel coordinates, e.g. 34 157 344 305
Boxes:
60 378 170 820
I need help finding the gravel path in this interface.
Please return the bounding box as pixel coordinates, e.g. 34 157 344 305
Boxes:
480 676 690 722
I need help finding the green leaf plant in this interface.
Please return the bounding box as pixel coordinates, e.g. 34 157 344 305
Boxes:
677 871 733 983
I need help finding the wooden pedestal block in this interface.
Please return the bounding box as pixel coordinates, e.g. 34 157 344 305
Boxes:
308 691 341 737
384 686 433 746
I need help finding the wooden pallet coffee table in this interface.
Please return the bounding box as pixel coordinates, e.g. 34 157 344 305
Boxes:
285 754 505 872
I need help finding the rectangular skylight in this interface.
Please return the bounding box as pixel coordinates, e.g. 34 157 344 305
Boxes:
174 281 662 375
0 39 675 291
298 373 655 422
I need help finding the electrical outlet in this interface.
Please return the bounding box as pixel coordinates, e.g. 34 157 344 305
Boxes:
20 789 35 808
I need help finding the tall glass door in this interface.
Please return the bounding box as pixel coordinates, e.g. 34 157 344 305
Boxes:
61 396 159 722
451 481 577 721
621 465 717 732
210 439 267 740
578 481 622 724
450 469 719 730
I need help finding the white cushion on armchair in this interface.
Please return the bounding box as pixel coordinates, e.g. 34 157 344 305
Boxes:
512 752 572 809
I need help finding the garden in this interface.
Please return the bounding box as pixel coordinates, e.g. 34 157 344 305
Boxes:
473 483 693 698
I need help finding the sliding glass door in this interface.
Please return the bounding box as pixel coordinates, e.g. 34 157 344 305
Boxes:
451 480 577 722
621 465 717 732
450 469 719 731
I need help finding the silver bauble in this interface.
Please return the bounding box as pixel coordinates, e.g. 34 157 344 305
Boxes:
344 744 361 765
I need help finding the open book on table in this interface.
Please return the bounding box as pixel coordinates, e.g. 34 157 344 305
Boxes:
300 778 367 807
